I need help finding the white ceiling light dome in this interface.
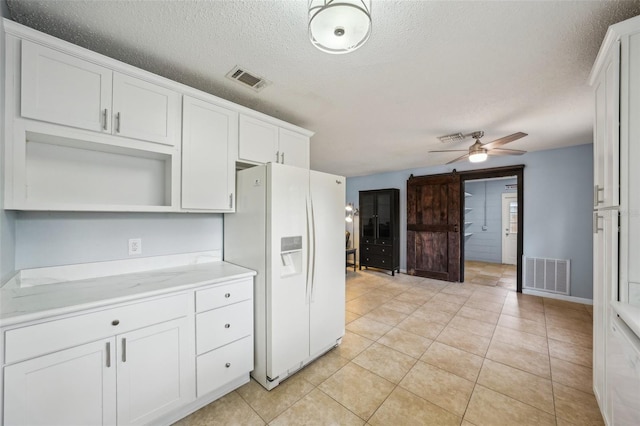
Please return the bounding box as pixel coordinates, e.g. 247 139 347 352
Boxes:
309 0 372 54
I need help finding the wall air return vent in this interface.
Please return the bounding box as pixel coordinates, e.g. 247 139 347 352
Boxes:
523 256 571 295
226 66 270 92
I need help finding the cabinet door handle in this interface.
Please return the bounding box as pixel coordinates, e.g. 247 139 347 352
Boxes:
115 112 121 133
224 323 231 329
225 362 231 368
106 342 111 368
281 152 285 164
102 108 108 130
594 185 604 205
276 151 280 163
593 212 604 234
229 193 233 209
122 338 127 362
225 293 231 298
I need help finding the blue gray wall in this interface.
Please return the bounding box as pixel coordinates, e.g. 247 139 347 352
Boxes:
1 4 17 284
464 178 517 263
13 212 223 270
346 143 594 299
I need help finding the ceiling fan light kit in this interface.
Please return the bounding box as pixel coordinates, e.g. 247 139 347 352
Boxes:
429 131 528 164
469 150 488 163
308 0 372 54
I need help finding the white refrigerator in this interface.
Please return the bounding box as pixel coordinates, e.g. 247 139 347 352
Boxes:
224 163 346 390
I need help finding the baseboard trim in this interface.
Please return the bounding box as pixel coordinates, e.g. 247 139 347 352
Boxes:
522 289 593 305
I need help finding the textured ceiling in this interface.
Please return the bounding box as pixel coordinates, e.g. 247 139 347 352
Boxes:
6 0 640 177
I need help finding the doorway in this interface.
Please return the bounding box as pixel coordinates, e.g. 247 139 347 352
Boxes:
460 166 524 292
501 193 518 265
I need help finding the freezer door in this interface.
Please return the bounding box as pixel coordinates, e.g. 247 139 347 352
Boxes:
266 163 311 379
309 170 346 357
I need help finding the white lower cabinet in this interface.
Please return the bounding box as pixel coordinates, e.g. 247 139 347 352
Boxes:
4 338 117 426
116 317 194 426
196 336 253 397
2 277 254 426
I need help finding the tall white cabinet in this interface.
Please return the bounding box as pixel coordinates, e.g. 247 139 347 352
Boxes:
590 14 640 425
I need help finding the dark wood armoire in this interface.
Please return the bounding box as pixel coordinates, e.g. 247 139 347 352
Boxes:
359 189 400 275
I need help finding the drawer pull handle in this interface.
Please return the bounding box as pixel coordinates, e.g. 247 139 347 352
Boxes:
111 320 120 326
224 323 231 329
225 362 231 368
225 293 231 298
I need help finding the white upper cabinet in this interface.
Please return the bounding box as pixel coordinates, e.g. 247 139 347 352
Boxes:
279 128 310 169
593 41 620 209
182 96 238 211
21 40 181 147
4 20 313 213
112 73 181 146
21 40 113 133
238 114 311 168
239 115 279 164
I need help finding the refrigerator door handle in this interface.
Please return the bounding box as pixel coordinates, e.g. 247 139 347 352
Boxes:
305 197 312 304
310 196 317 302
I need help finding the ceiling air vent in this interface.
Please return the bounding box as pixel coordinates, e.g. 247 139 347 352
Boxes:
226 66 270 92
438 132 465 143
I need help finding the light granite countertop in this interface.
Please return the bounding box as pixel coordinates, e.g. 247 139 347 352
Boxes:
0 261 255 328
611 301 640 340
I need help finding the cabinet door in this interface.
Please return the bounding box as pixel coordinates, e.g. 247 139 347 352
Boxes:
375 191 393 244
116 317 194 426
238 115 279 164
593 209 619 414
278 128 310 168
359 192 376 244
594 41 620 209
182 96 238 210
112 73 181 146
4 338 116 426
21 40 112 133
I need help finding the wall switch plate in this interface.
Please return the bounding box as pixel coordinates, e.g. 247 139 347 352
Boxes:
482 225 488 231
128 238 142 255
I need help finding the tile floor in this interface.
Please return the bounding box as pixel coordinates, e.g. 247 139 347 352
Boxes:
464 260 517 291
175 267 602 426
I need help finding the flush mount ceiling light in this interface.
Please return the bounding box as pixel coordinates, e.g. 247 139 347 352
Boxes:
308 0 372 54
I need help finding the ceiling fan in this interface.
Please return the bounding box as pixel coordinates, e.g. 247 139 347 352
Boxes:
430 131 528 164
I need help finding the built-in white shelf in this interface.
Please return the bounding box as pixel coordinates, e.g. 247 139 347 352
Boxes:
465 192 472 197
464 233 473 237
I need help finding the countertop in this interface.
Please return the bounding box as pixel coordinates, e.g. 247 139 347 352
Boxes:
0 261 255 327
611 301 640 340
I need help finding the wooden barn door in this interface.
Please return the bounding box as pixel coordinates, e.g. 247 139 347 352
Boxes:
407 173 461 281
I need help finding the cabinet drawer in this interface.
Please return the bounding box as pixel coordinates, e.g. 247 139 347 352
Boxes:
361 255 394 269
196 336 253 397
361 244 392 256
196 300 253 355
196 278 253 312
5 293 189 364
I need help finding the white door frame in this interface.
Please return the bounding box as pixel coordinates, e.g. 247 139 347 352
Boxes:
501 193 518 265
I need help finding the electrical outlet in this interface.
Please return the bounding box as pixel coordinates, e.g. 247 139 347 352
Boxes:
128 238 142 255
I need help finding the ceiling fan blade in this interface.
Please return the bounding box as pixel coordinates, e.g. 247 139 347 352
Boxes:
482 132 528 150
446 153 470 164
488 148 527 156
428 149 468 153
